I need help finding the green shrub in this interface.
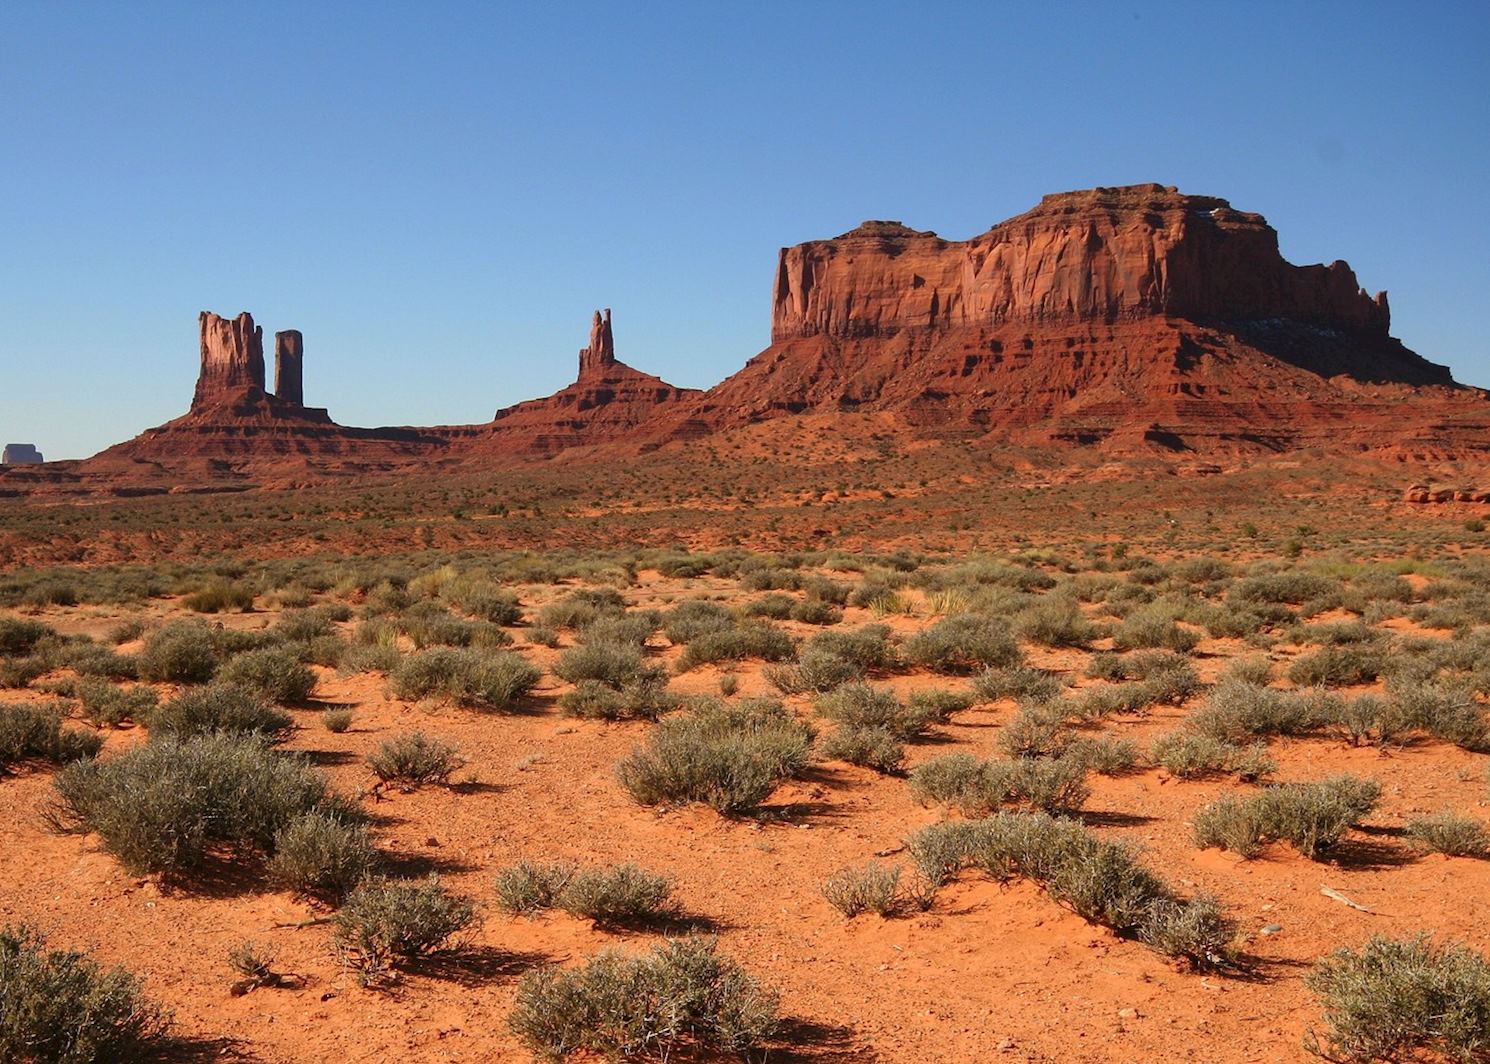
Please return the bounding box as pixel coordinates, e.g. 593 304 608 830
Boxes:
218 646 316 703
1190 679 1327 741
1016 598 1099 648
816 683 936 740
616 698 813 814
555 642 663 690
557 864 676 926
508 937 779 1061
559 679 676 722
0 702 103 774
76 680 157 727
661 600 736 644
136 621 218 683
904 614 1021 673
147 683 291 741
50 733 343 876
997 707 1072 759
1406 811 1490 858
974 665 1061 704
322 708 354 733
182 579 255 613
0 925 169 1063
0 617 52 657
821 862 902 917
1193 775 1381 859
1112 606 1200 653
806 624 899 670
820 725 904 773
1287 644 1386 687
762 648 861 695
536 589 626 631
267 810 377 899
903 813 1233 969
908 752 1089 814
388 647 541 711
676 623 796 671
1306 935 1490 1063
789 599 842 626
1151 732 1274 781
367 732 462 787
495 860 575 915
334 876 476 986
1068 736 1141 775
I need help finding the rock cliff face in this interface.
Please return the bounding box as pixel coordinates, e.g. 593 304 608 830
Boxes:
771 185 1394 343
470 309 697 456
671 183 1470 455
274 331 304 406
1 444 43 465
193 312 267 407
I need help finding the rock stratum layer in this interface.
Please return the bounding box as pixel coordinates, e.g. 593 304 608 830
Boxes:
5 183 1488 498
671 184 1483 456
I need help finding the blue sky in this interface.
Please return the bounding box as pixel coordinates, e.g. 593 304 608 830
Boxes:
2 2 1486 459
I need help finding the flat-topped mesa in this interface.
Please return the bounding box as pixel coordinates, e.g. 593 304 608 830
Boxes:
274 330 304 406
193 311 266 407
578 308 616 377
771 183 1391 342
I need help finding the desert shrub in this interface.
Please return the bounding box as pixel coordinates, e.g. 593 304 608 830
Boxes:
1193 775 1381 859
744 593 793 620
1306 935 1490 1063
904 614 1021 673
334 876 476 985
790 599 842 626
271 609 335 642
903 813 1233 968
267 810 377 899
388 647 541 710
557 864 676 925
1391 681 1490 750
367 731 462 787
525 626 561 648
908 688 973 720
445 582 522 625
662 600 736 644
821 862 902 917
1287 644 1386 687
676 622 795 671
537 589 627 631
0 655 49 689
769 647 856 693
495 860 575 915
559 679 676 722
218 646 316 703
1016 597 1099 648
508 937 779 1060
998 706 1073 759
1068 736 1141 775
806 624 899 669
0 924 169 1063
1221 656 1274 685
1190 679 1327 741
0 617 52 656
47 639 138 681
1151 731 1274 781
1232 571 1338 607
136 621 218 683
974 665 1061 704
820 725 904 773
1327 694 1410 747
0 702 103 774
148 683 291 741
76 679 157 727
182 579 255 613
616 698 813 814
49 733 342 876
322 708 354 733
741 567 800 593
909 752 1089 814
555 642 663 690
817 683 936 739
1112 606 1200 653
1406 811 1490 858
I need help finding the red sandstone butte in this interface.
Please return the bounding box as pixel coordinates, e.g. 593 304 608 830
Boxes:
667 184 1487 457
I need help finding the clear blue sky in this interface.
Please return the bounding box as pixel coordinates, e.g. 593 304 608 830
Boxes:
2 2 1487 459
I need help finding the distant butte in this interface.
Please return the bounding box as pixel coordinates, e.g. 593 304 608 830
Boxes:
6 183 1490 495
